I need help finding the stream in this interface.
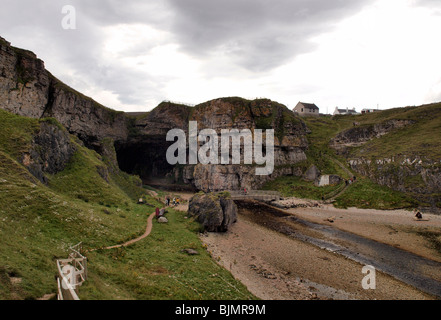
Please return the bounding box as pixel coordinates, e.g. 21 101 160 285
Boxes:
236 200 441 298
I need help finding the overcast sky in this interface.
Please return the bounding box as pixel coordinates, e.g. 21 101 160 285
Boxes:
1 0 441 113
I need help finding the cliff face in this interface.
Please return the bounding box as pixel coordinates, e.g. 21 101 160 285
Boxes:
123 98 309 191
1 36 311 192
23 120 77 184
0 37 128 149
330 119 416 156
329 107 441 210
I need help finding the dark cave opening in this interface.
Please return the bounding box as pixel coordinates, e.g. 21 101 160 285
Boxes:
114 136 175 182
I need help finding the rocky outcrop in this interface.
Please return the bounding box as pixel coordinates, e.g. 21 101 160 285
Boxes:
172 163 304 192
22 120 76 184
303 165 321 182
314 175 342 187
0 37 129 149
129 98 310 191
188 192 237 232
330 119 415 155
349 156 441 208
1 36 311 193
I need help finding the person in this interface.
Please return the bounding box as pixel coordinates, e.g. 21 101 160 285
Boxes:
415 209 423 220
176 198 180 205
165 196 170 206
155 207 160 218
172 197 176 206
244 188 247 195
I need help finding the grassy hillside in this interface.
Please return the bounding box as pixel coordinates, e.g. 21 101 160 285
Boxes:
262 104 432 209
0 109 254 300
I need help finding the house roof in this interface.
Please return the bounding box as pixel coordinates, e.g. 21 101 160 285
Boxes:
298 102 319 110
336 108 358 114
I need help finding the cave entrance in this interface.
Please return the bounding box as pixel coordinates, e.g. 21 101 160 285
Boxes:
114 136 174 184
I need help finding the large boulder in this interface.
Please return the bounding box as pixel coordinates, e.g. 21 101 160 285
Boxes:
303 165 320 182
188 192 237 232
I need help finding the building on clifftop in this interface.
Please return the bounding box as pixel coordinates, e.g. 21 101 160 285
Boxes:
293 102 319 116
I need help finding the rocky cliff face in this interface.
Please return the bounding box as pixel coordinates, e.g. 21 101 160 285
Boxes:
349 156 441 208
0 37 129 149
123 98 309 191
23 120 76 184
330 119 415 156
1 36 310 193
330 115 441 210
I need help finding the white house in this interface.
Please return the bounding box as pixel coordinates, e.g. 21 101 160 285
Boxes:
293 102 320 116
333 107 358 116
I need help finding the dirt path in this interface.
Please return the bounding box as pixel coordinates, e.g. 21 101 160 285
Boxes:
89 212 156 251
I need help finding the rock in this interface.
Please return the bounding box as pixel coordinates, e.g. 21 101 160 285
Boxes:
158 217 168 223
182 248 199 255
0 37 129 149
188 192 237 232
303 165 321 182
23 121 76 184
315 175 342 187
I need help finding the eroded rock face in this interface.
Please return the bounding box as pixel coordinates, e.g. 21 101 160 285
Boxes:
188 193 237 232
0 37 50 119
23 121 77 184
0 37 311 192
330 119 415 155
349 156 441 208
133 98 310 191
0 37 129 149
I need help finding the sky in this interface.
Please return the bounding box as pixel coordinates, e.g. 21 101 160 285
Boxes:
1 0 441 113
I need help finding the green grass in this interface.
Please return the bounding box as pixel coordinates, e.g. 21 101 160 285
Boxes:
80 208 255 300
333 177 417 210
0 109 40 159
0 109 255 300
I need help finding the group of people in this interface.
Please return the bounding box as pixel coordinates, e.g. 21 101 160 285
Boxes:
345 176 357 186
165 196 180 207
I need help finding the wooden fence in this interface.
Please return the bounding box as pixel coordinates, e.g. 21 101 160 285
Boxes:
56 243 88 300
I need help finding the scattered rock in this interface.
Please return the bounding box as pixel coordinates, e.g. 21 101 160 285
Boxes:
303 165 321 182
326 216 336 223
182 248 199 255
158 217 168 223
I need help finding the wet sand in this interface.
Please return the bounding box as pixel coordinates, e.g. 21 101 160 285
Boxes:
201 201 441 300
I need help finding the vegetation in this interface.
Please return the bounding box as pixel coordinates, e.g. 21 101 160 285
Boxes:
333 176 417 209
262 102 441 210
0 109 254 300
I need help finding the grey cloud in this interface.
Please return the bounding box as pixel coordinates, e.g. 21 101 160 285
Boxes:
0 0 172 109
165 0 371 72
0 0 374 109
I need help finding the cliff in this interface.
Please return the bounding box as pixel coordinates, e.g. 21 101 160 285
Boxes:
121 97 310 192
1 36 312 193
328 104 441 210
0 36 128 149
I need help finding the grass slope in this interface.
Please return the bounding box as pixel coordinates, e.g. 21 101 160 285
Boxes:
0 109 254 300
262 105 431 209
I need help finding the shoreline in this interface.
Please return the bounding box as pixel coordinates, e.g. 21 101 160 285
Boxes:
200 202 441 300
166 190 441 299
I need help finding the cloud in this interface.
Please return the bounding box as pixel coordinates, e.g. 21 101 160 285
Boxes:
165 0 371 72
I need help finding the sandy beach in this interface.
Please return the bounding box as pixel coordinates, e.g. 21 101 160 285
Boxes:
200 201 441 300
